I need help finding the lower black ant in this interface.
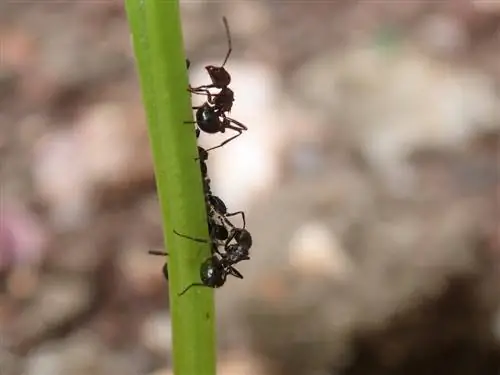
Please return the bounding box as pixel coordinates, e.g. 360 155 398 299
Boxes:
172 229 245 295
148 233 244 296
180 253 243 295
186 102 247 152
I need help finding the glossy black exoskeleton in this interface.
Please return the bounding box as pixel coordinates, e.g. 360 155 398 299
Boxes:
187 102 247 152
178 253 243 296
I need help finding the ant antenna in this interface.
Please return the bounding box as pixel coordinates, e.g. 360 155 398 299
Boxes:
178 282 206 296
149 250 168 256
221 16 232 67
173 229 208 244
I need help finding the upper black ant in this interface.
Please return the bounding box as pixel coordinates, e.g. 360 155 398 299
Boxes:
186 103 247 152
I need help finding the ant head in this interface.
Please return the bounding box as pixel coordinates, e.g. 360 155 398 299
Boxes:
200 257 226 288
236 228 252 241
235 229 253 249
205 65 231 88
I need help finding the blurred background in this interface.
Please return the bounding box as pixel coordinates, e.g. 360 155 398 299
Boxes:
1 1 500 374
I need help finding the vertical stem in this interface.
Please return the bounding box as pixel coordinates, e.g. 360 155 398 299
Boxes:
125 1 216 374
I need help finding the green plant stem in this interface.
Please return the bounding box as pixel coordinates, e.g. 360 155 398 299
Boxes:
125 1 216 375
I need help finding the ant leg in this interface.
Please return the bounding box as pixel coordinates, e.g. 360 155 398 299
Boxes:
190 84 216 91
224 230 237 248
148 250 169 256
178 282 207 296
204 129 242 152
227 265 243 279
188 87 214 103
226 117 248 131
225 211 246 228
173 229 208 243
221 216 236 230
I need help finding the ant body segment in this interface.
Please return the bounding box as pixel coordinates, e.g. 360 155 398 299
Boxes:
186 103 247 152
190 86 235 114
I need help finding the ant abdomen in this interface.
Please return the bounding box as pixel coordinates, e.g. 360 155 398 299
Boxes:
195 105 221 134
200 257 227 288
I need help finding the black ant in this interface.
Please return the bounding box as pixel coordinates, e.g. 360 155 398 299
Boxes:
172 229 245 295
148 232 244 296
186 103 247 152
180 252 243 295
